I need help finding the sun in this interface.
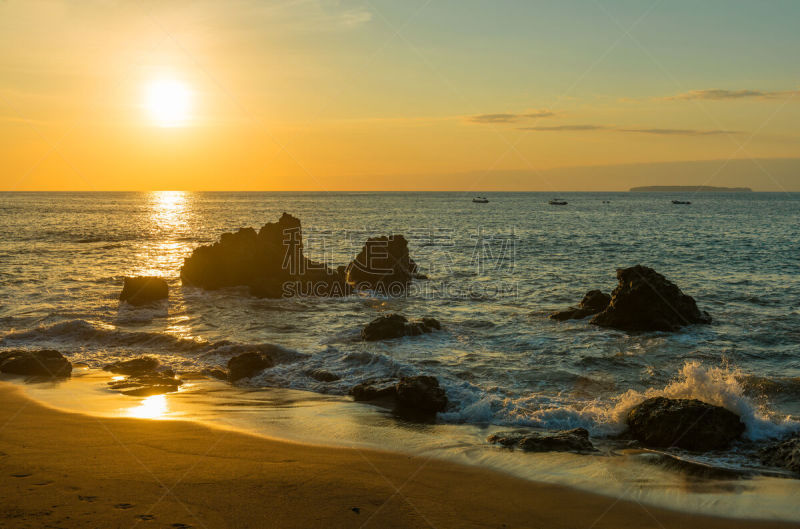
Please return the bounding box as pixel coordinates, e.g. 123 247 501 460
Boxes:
144 79 192 127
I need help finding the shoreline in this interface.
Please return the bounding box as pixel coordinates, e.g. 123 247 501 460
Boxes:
0 382 794 528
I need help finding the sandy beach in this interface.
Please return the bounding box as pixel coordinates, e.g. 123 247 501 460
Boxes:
0 382 791 529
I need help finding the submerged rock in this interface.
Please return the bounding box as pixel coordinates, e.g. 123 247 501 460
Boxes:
181 213 350 298
227 352 274 381
488 428 595 453
361 314 441 341
550 290 611 321
759 434 800 473
395 376 448 414
345 235 419 291
0 349 72 378
103 356 160 376
107 373 182 397
591 265 711 332
119 276 168 306
626 397 744 451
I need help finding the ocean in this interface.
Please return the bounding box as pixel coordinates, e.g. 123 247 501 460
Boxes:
2 191 800 519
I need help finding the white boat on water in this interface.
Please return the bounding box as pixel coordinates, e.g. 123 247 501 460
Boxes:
472 196 489 203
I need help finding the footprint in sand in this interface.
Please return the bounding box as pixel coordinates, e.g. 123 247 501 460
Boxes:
114 503 135 510
171 524 192 528
11 473 32 478
33 480 54 486
78 495 98 502
136 514 155 521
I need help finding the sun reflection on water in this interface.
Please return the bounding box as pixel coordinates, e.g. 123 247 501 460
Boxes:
151 190 188 231
132 191 194 277
127 394 169 419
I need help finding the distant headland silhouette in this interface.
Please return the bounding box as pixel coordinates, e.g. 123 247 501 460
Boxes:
629 185 753 192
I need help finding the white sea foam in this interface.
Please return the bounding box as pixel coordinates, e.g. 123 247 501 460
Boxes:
441 361 800 439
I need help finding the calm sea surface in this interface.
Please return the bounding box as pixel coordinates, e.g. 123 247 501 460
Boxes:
2 191 800 517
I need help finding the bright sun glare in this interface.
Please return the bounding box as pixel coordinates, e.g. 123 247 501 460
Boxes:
145 79 191 127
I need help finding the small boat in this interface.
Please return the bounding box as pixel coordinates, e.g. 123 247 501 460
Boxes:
472 197 489 203
672 200 691 205
548 198 568 205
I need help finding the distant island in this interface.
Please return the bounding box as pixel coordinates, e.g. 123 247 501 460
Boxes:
629 186 752 192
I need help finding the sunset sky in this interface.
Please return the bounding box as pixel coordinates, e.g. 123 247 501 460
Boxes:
2 0 799 191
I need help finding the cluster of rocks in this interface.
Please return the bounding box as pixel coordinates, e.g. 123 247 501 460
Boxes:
0 349 72 378
361 314 441 341
103 356 183 397
487 396 750 457
179 212 422 299
349 375 448 417
550 265 712 332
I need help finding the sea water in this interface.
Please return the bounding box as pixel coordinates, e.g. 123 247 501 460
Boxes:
2 191 800 519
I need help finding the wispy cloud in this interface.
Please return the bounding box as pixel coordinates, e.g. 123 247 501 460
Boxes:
467 109 555 124
620 128 738 136
665 88 800 101
517 125 738 136
518 124 606 131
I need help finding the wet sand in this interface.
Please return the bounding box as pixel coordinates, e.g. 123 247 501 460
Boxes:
0 382 791 528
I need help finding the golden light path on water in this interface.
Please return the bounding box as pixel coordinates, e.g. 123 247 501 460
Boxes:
126 190 200 342
130 190 193 279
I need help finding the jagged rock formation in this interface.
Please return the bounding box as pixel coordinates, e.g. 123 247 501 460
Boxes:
592 266 712 331
345 235 420 291
181 213 424 297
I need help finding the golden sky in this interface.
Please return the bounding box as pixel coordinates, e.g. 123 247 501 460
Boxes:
2 0 799 191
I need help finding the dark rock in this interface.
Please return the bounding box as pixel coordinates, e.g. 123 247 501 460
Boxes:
550 290 611 321
308 369 340 382
181 213 350 298
120 276 168 306
549 289 611 321
227 352 275 381
488 428 595 453
108 373 182 396
580 290 612 312
626 397 744 451
420 317 441 330
349 380 398 402
0 350 72 378
760 434 800 473
395 376 448 414
549 307 597 321
345 235 419 292
361 314 441 341
361 314 408 340
103 356 160 376
591 265 711 332
349 376 448 417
